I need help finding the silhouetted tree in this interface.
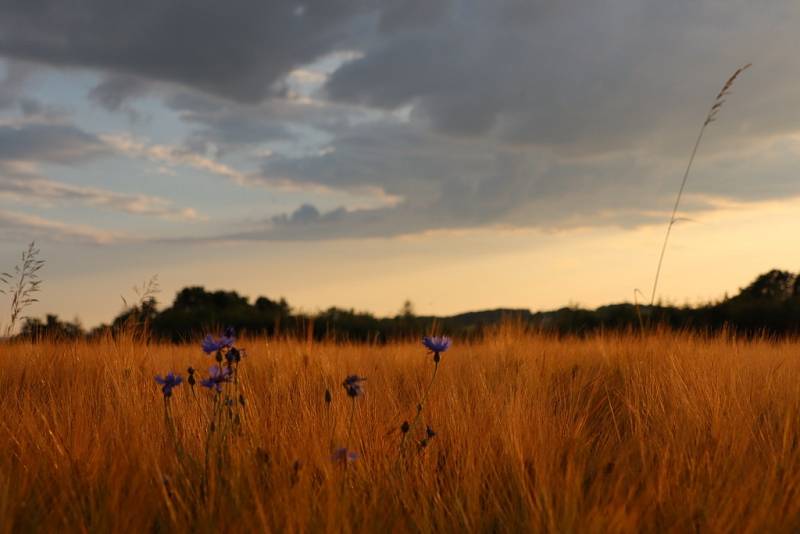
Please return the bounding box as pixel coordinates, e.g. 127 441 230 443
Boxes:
20 314 83 340
737 270 796 301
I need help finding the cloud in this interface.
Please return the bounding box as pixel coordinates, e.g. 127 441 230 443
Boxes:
100 133 253 185
0 208 122 244
1 1 797 155
325 0 800 154
0 170 201 221
160 54 369 157
0 123 109 163
88 73 149 112
165 94 293 156
0 123 200 222
101 132 401 208
215 116 800 241
0 0 374 103
3 1 800 243
0 60 35 110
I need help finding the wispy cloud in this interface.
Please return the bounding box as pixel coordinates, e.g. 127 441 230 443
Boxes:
0 174 201 221
0 158 201 221
100 133 252 185
0 122 108 164
101 133 403 208
0 208 122 244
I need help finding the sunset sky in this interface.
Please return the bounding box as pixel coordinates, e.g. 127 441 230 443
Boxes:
1 1 800 327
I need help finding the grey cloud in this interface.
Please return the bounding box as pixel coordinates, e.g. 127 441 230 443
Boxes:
226 119 654 239
1 62 70 119
0 0 374 103
162 88 376 157
230 111 800 240
325 0 799 153
0 123 109 164
274 204 321 224
0 60 36 110
0 169 200 221
164 92 292 156
18 98 43 116
1 0 795 156
179 104 292 156
88 74 149 111
261 121 492 196
0 208 120 244
3 1 799 243
378 0 452 32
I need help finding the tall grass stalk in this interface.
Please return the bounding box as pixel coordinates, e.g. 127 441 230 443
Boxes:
1 242 45 337
649 64 752 306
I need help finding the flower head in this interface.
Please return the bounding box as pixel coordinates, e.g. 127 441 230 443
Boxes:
422 336 452 354
155 372 183 398
200 365 233 392
342 374 366 397
225 347 242 364
201 329 236 354
331 447 358 464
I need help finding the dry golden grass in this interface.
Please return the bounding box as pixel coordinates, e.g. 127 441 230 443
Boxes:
2 326 800 532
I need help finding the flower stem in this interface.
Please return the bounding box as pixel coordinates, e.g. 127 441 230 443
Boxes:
400 359 439 452
346 396 356 448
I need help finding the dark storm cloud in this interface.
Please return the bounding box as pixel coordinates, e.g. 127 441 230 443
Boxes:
326 0 799 152
0 0 374 103
0 0 795 152
377 0 452 32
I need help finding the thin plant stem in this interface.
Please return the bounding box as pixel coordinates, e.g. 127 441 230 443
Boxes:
345 396 356 448
400 360 439 452
633 288 646 333
328 400 337 449
202 392 221 499
649 64 751 307
650 125 706 306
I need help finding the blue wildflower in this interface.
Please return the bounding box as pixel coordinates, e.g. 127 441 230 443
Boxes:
331 447 358 464
342 375 366 397
155 372 183 398
422 336 451 354
201 329 236 354
200 365 233 392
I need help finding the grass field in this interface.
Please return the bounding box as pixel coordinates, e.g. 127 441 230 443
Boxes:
2 326 800 532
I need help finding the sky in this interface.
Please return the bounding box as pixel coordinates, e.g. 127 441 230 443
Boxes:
1 0 800 328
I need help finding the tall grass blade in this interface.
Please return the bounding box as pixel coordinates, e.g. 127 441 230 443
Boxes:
649 64 752 307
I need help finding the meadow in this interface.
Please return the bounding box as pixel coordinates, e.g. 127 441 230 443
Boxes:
1 326 800 532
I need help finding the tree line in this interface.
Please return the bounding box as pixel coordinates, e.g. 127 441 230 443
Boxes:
18 269 800 342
